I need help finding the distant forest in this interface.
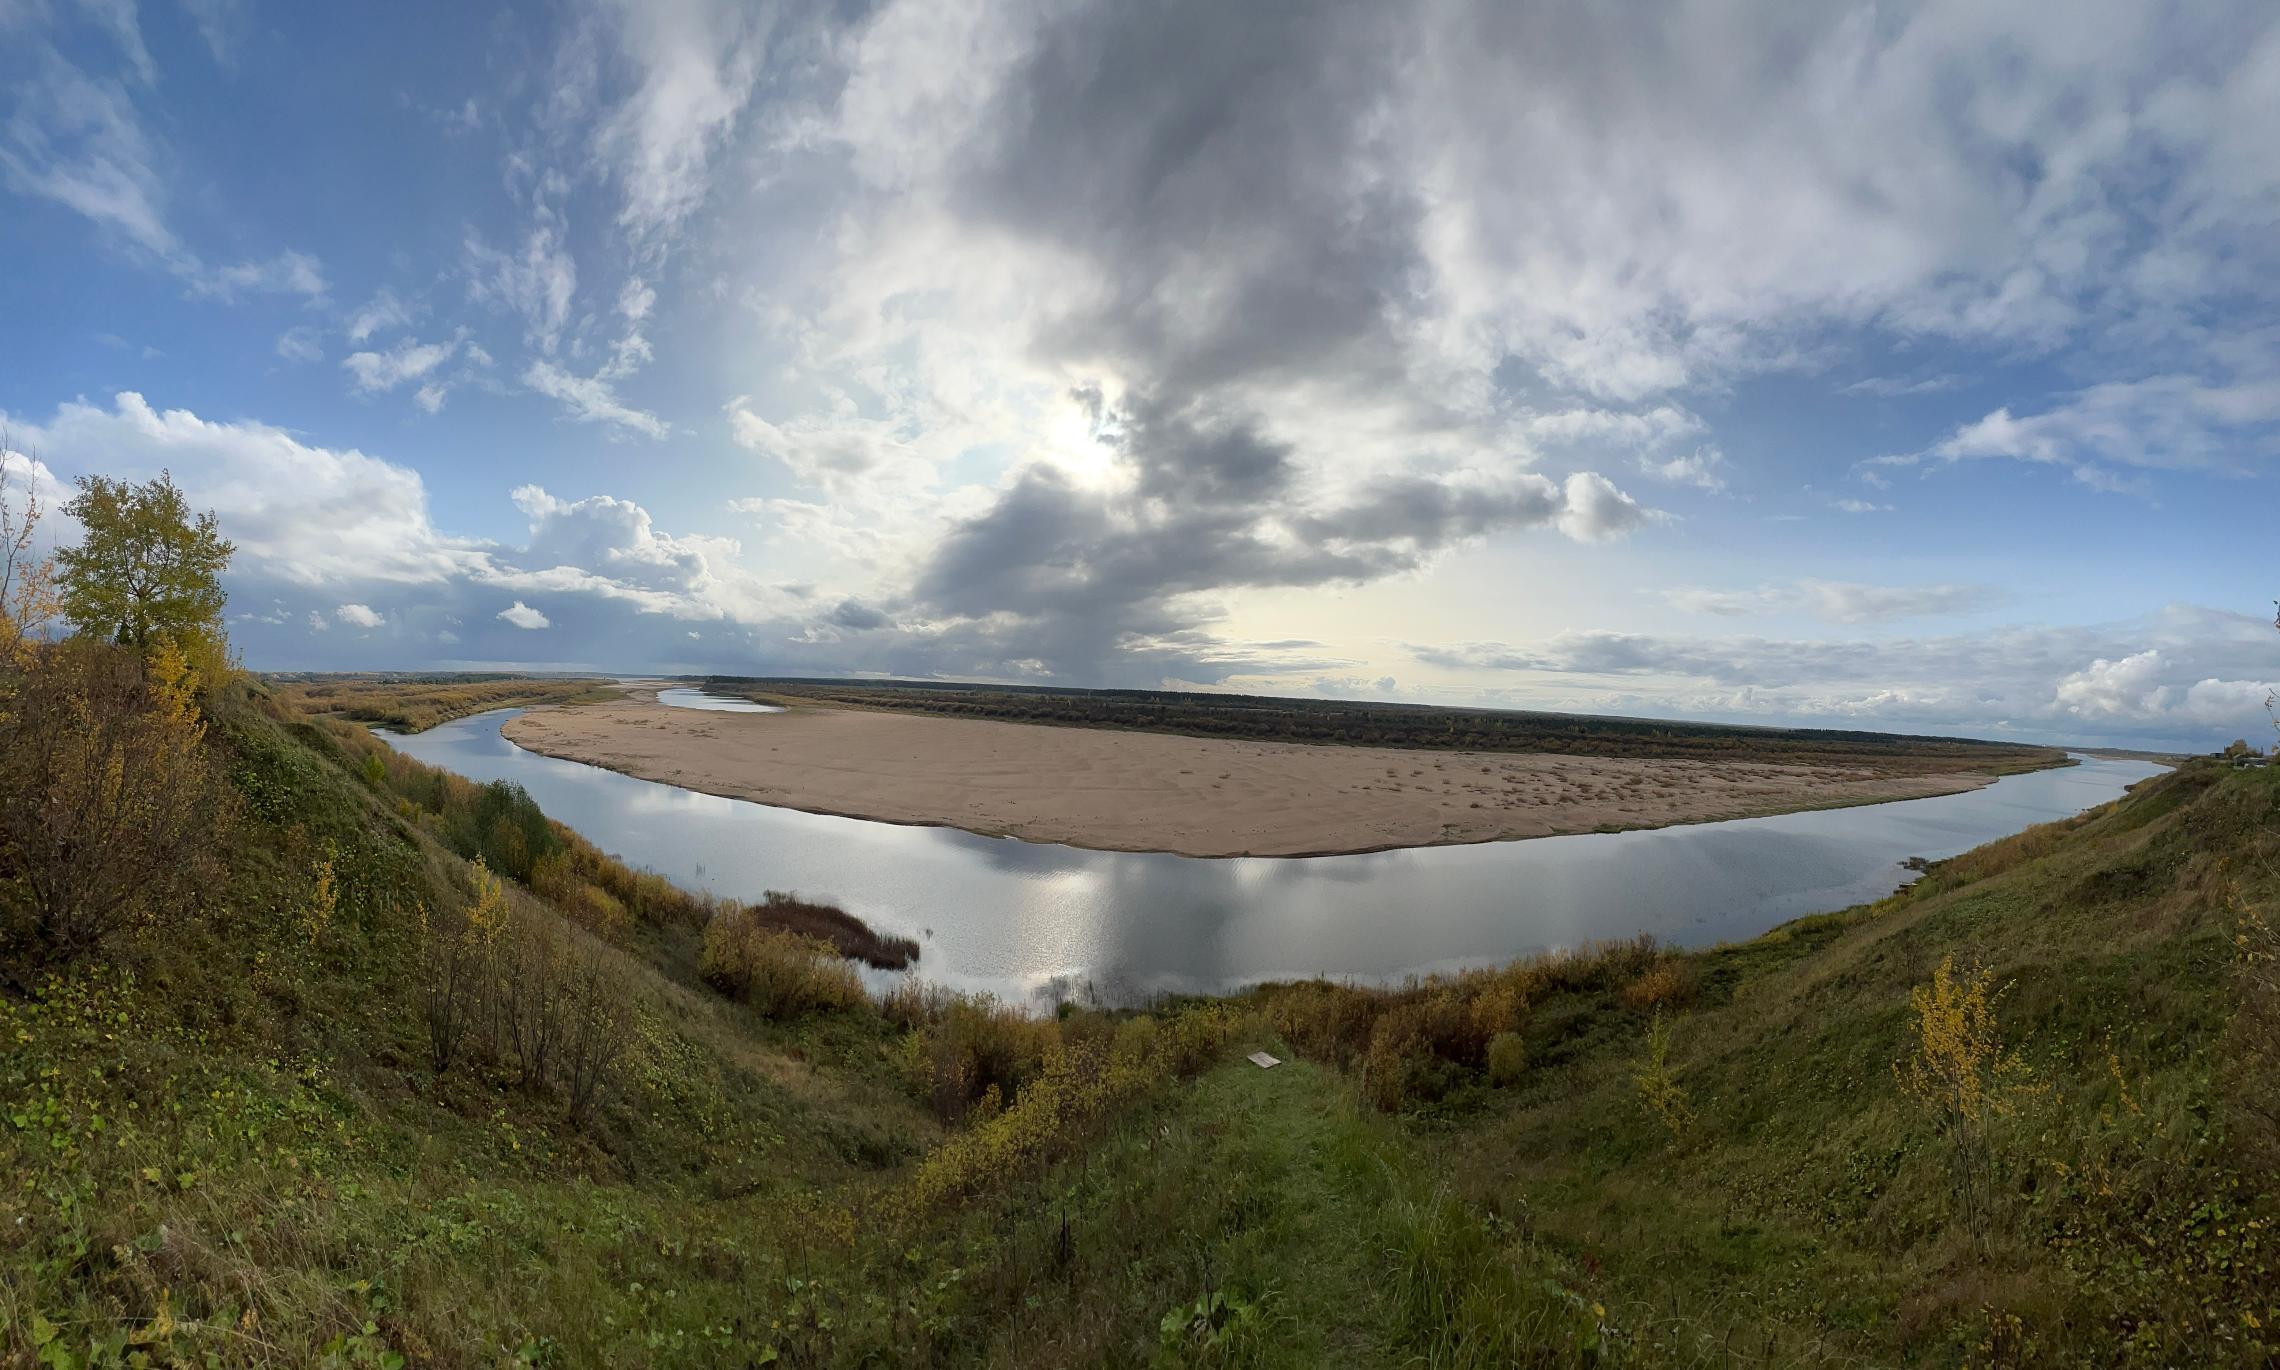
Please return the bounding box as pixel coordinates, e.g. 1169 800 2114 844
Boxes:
704 677 2066 776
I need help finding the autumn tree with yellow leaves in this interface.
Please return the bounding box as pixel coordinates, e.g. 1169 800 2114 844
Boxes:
0 464 236 976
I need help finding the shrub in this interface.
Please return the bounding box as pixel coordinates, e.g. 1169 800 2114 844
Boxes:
745 890 919 969
904 993 1062 1125
1620 959 1699 1013
1486 1030 1527 1087
1896 954 2024 1243
419 864 630 1123
0 640 233 972
1632 1011 1694 1146
420 864 507 1073
1266 981 1384 1064
699 906 866 1019
1362 1004 1438 1111
904 1004 1235 1209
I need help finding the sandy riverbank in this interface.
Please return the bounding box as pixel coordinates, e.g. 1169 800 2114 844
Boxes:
496 690 1995 858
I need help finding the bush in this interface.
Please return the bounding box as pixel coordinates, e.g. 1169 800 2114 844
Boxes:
1261 960 1538 1107
418 863 630 1124
1266 981 1384 1065
1486 1030 1527 1087
699 906 866 1019
0 640 234 973
1620 959 1699 1013
903 993 1062 1125
903 1004 1236 1209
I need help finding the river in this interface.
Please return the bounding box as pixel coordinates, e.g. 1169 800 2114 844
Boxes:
381 701 2164 1006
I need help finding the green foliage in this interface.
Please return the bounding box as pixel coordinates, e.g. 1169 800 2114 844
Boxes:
1485 1030 1527 1086
441 779 561 884
55 471 232 657
1630 1010 1693 1146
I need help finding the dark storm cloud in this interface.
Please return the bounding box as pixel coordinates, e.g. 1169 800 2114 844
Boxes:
954 0 1422 398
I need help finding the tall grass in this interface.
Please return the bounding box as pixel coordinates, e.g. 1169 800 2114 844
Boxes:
263 673 614 732
698 907 867 1018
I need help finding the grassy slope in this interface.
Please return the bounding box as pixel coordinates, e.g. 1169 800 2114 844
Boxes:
1384 760 2277 1364
3 683 2272 1366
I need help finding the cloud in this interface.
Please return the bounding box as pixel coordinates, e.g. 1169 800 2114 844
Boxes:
0 27 325 301
588 0 770 246
195 250 327 303
522 360 667 437
0 392 485 587
465 222 577 353
497 601 550 629
894 395 1647 677
346 288 413 344
335 602 383 629
306 610 328 631
725 398 922 493
1842 373 1963 398
275 327 323 363
180 0 249 67
2053 650 2173 719
343 336 461 394
1665 580 2001 624
1638 447 1727 492
1555 472 1651 542
1408 604 2278 746
1902 375 2280 487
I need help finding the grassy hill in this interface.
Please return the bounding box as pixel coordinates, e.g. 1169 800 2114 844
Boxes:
2 677 2274 1365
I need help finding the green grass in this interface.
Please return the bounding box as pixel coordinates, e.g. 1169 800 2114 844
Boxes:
3 674 2274 1365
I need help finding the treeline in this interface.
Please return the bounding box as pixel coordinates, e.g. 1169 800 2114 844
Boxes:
264 672 617 732
707 676 2066 775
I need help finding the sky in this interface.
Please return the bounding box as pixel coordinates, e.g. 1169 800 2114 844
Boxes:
1 0 2275 751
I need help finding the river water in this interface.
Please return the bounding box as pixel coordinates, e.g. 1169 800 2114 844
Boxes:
380 702 2163 1006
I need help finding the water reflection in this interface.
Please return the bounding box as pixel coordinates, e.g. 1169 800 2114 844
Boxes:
654 686 784 714
383 710 2164 1007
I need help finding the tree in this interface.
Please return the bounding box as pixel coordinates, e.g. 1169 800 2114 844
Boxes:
56 471 233 662
0 435 60 673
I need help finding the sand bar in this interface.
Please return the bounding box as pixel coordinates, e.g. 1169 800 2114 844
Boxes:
497 690 1996 858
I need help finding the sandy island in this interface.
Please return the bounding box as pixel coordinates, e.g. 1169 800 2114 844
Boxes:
497 689 1997 858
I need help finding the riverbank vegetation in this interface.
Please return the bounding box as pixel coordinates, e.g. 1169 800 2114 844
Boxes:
263 674 618 732
3 471 2274 1363
705 676 2067 776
